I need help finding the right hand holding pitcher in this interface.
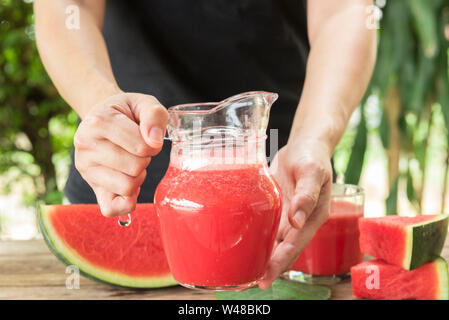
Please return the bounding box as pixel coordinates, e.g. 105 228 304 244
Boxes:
259 138 333 290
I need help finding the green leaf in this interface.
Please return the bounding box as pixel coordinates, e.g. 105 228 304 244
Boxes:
406 0 439 58
43 190 64 205
344 106 367 185
379 109 390 149
398 112 414 152
390 0 413 71
371 11 395 95
436 6 449 135
394 5 416 111
214 279 331 301
406 167 417 204
386 177 399 215
406 53 435 113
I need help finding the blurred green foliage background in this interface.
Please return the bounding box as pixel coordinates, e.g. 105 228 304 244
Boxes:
0 0 76 206
0 0 449 223
337 0 449 214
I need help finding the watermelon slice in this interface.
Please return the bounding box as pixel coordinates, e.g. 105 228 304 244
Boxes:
351 257 449 300
359 214 449 270
39 204 177 288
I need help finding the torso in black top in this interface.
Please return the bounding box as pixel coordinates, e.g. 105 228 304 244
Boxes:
64 0 310 204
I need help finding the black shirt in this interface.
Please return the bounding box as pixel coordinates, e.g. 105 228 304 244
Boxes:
64 0 310 204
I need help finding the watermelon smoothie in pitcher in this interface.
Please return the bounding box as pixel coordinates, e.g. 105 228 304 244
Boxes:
154 92 282 290
289 184 364 284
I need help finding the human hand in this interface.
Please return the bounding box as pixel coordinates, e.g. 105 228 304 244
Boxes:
74 92 169 217
258 138 333 289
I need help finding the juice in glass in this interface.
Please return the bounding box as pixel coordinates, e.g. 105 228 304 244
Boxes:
289 184 364 284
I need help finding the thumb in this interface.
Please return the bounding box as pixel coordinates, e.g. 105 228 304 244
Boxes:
288 170 323 230
129 93 169 149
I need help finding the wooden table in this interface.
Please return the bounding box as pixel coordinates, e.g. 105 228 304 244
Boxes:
1 238 448 300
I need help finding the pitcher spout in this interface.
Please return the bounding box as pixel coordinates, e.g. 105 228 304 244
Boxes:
220 91 278 108
261 92 279 108
167 91 279 143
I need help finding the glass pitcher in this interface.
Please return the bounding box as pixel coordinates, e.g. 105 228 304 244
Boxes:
154 91 282 291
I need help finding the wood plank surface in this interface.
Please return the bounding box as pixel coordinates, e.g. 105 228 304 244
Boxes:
1 238 447 300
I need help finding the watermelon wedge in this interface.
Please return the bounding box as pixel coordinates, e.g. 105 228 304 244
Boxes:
39 204 177 288
359 214 449 270
351 257 449 300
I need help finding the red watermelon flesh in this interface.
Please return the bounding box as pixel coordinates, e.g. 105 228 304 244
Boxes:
359 214 448 270
39 204 177 288
351 258 449 300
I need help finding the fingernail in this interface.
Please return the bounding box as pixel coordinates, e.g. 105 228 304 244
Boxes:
259 280 271 290
149 126 164 146
293 211 306 229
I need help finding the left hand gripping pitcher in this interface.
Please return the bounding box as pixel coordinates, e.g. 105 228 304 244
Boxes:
154 92 282 290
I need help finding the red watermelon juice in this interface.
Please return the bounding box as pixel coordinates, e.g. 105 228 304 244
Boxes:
155 163 282 290
291 196 364 277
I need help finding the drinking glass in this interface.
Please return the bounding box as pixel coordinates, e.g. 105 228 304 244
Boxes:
288 184 364 285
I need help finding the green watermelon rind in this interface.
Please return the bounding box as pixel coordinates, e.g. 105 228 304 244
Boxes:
403 214 449 270
435 257 449 300
38 204 177 289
